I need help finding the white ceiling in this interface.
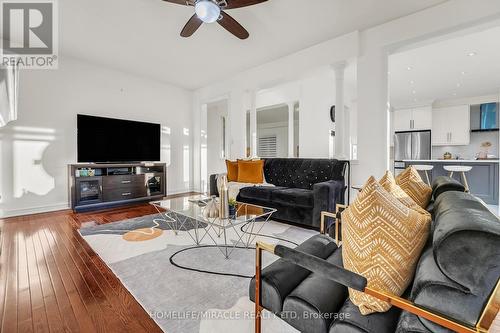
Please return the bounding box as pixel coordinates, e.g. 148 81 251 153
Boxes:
59 0 448 90
389 25 500 108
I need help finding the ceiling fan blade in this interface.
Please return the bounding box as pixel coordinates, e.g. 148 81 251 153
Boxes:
162 0 194 6
180 14 203 37
224 0 267 10
217 11 249 39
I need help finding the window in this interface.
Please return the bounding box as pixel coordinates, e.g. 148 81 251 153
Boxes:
258 135 277 158
220 116 226 159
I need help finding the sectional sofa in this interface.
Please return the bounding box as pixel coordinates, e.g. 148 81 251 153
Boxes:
250 176 500 333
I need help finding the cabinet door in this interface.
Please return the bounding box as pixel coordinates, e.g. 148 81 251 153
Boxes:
448 105 470 145
412 106 432 130
76 177 103 205
465 163 496 204
432 105 470 146
432 108 450 146
393 108 413 131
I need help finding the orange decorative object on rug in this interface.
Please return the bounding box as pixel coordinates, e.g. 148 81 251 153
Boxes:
395 166 433 208
122 228 163 241
342 176 431 315
237 160 264 184
226 160 239 182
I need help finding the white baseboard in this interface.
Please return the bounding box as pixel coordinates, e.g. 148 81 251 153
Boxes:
1 189 197 219
1 202 70 219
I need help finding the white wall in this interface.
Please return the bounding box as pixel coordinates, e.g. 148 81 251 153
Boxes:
256 82 301 109
0 56 193 218
299 72 336 158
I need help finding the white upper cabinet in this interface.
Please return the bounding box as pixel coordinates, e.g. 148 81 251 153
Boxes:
432 107 449 145
432 105 470 146
393 106 432 131
412 106 432 130
393 108 413 131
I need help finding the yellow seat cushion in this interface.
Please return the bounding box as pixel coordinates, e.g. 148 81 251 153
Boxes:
237 160 264 184
225 160 239 182
342 176 431 315
379 171 430 216
395 166 433 208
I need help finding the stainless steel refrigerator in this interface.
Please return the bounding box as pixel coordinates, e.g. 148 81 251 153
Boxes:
394 130 431 176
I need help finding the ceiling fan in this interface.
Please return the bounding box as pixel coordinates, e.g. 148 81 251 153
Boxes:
163 0 268 39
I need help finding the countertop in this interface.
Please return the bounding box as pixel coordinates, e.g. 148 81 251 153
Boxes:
402 159 499 163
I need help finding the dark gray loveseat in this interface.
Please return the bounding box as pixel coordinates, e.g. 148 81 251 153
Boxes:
210 158 349 228
249 176 500 333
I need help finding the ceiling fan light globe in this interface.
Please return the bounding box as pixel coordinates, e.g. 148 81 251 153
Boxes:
195 0 220 23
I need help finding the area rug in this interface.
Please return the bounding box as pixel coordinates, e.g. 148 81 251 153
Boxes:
79 213 317 333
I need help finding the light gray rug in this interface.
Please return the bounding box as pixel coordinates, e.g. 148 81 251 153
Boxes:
80 213 317 333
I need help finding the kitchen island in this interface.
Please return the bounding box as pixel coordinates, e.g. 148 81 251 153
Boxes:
402 159 499 204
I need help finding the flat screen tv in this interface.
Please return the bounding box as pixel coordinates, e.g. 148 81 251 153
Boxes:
77 114 161 163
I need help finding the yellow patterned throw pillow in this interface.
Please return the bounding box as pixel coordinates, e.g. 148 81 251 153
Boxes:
379 171 430 216
395 166 432 208
342 176 431 315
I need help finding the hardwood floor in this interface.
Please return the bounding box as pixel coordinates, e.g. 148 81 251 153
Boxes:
0 195 196 333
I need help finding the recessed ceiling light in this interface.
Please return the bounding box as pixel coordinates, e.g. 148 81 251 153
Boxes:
407 66 412 71
413 98 418 102
452 92 457 96
456 83 461 87
412 90 416 94
467 52 477 57
410 80 415 84
461 71 466 75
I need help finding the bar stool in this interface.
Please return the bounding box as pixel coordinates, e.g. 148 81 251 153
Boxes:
412 165 434 186
443 165 472 193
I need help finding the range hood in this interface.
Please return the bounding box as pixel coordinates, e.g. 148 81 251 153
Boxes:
471 103 499 132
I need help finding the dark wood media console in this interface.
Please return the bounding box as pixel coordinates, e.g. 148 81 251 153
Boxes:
69 163 166 212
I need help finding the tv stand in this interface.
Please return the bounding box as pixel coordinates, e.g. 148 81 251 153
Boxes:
69 162 166 212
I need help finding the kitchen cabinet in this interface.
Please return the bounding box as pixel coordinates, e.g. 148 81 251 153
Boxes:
393 106 432 131
394 108 413 131
432 105 470 146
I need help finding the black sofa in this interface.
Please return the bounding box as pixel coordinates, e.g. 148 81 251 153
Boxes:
209 158 349 228
249 176 500 333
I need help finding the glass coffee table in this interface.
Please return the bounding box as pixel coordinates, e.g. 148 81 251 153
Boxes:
150 195 277 259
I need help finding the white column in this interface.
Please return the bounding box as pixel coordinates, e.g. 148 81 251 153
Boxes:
199 102 208 192
249 90 258 157
354 50 389 185
288 102 295 157
228 89 246 159
332 62 347 159
191 92 202 192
